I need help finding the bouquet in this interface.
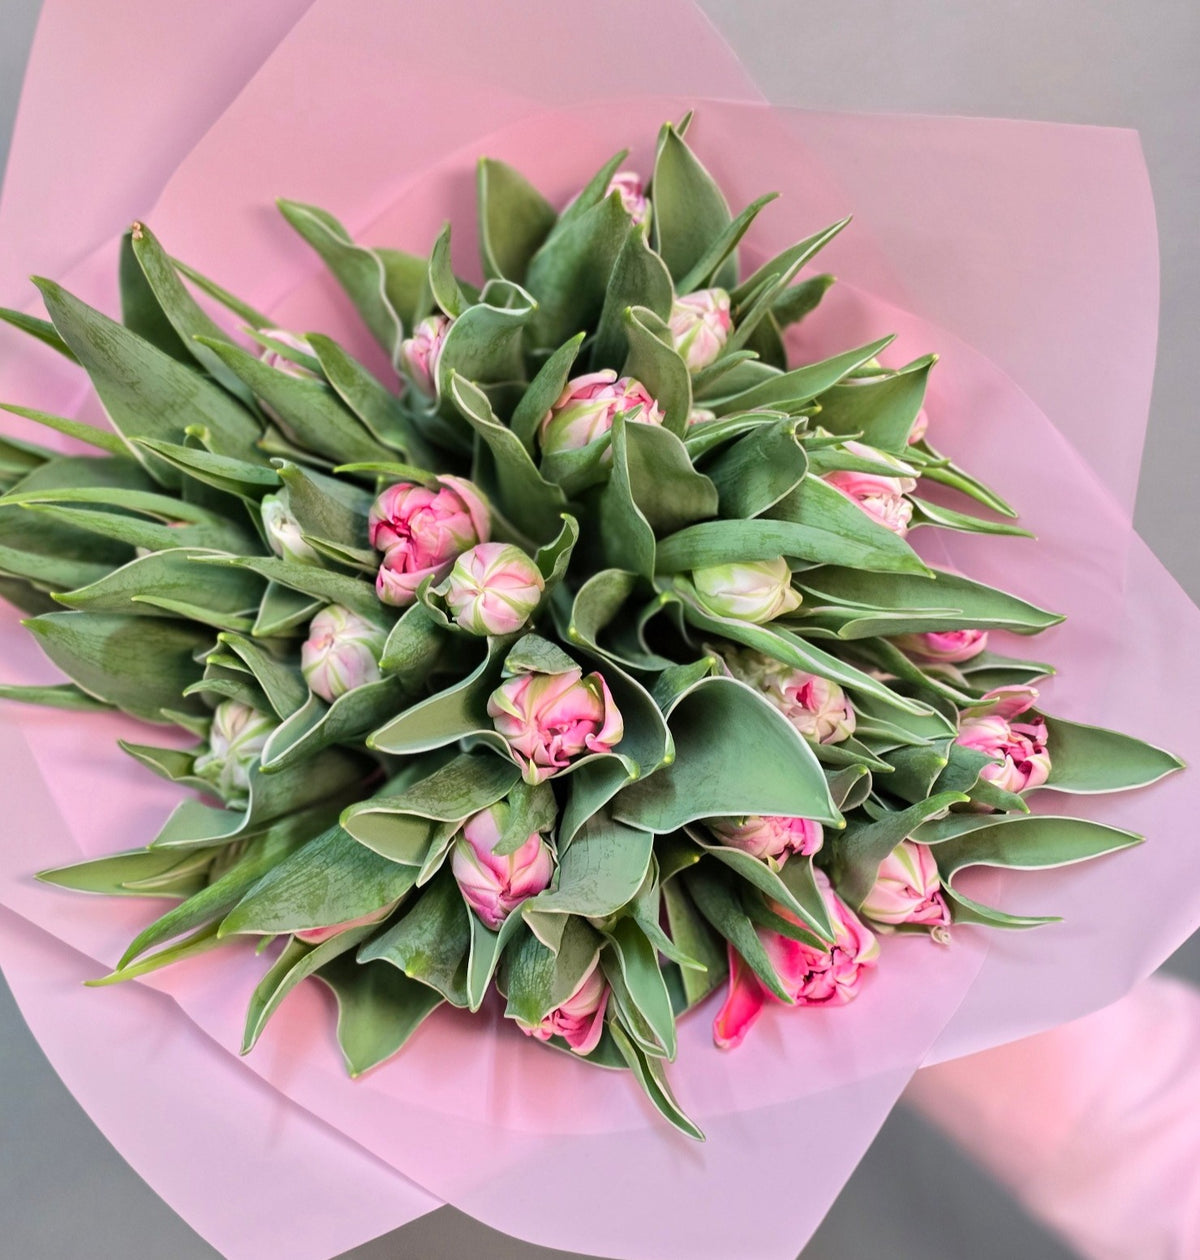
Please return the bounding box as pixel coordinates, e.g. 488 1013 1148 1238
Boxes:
0 113 1181 1138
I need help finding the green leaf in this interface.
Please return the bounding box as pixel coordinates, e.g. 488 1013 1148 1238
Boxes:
134 439 280 499
0 403 126 455
194 553 383 622
771 274 836 329
464 907 527 1012
678 192 779 295
501 916 601 1025
595 416 657 578
621 305 692 436
730 218 851 306
703 419 808 519
305 334 413 453
591 231 674 371
814 355 934 453
358 867 471 1007
315 953 443 1075
661 878 726 1008
603 918 677 1060
712 337 893 413
449 375 567 545
0 307 79 361
607 1020 703 1141
220 824 415 936
530 814 654 919
613 676 840 833
652 124 733 287
171 256 272 329
119 229 192 363
1039 716 1183 795
477 157 558 283
37 847 212 898
278 199 420 362
0 681 114 711
23 611 209 722
33 277 263 473
510 333 586 452
910 498 1034 538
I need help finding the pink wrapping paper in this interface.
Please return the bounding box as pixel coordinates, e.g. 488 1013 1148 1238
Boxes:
0 2 1193 1256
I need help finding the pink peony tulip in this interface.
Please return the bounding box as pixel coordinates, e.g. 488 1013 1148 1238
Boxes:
861 840 951 930
450 803 554 929
668 288 732 371
192 700 277 805
606 170 651 228
488 667 624 784
908 407 929 444
518 956 610 1055
690 557 801 625
443 542 544 637
713 872 879 1049
300 604 387 702
294 902 400 945
260 492 319 564
258 328 318 379
399 313 451 397
708 815 824 862
822 457 917 536
894 628 989 663
538 370 664 455
370 477 490 608
956 685 1051 794
723 647 856 744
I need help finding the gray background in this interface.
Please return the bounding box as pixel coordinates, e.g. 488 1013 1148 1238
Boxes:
1 1 1197 1256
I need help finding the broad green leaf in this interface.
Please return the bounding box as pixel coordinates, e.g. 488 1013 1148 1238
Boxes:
118 229 191 363
306 334 412 452
0 306 79 360
436 280 535 397
814 355 934 453
194 553 384 622
501 916 601 1025
591 231 674 371
0 681 114 711
730 217 851 306
510 333 586 452
621 305 692 435
703 419 808 519
37 847 211 899
678 192 779 294
465 907 527 1011
661 878 726 1008
607 1021 703 1141
477 158 558 283
910 498 1033 538
652 124 733 286
0 403 126 455
771 274 836 329
711 337 893 413
135 439 280 499
603 918 677 1060
1039 716 1183 795
528 815 654 919
596 416 656 578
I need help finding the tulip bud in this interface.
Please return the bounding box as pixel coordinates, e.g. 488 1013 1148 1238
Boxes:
822 444 918 536
606 170 651 229
369 477 490 608
300 605 387 702
687 407 717 427
538 370 665 456
193 700 277 804
708 815 823 862
956 686 1051 794
443 542 544 636
399 313 451 397
516 956 610 1055
861 840 951 929
294 902 400 945
689 558 801 624
721 646 856 745
450 803 555 929
908 407 929 444
893 629 989 663
713 872 879 1049
488 667 624 784
668 288 732 371
258 328 318 379
260 492 320 564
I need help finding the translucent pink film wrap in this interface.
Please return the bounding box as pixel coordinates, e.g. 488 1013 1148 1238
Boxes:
0 1 1194 1257
906 975 1200 1259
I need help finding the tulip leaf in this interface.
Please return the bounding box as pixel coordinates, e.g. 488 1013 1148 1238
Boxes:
437 280 535 400
23 611 210 722
528 814 654 919
305 334 412 452
135 440 281 499
510 333 586 452
678 192 780 296
592 231 674 371
955 650 1055 693
910 498 1034 538
465 907 527 1012
449 374 567 544
33 278 263 474
772 274 836 329
0 403 126 455
603 918 677 1060
379 600 446 679
260 676 411 772
501 916 602 1026
253 581 323 638
275 461 372 552
607 1020 703 1141
219 823 414 937
216 632 308 719
315 953 444 1075
0 681 115 711
37 847 212 899
477 158 558 283
194 553 384 623
711 337 893 414
703 419 808 519
118 229 192 364
652 124 733 287
597 415 657 578
278 199 419 362
622 414 720 535
1038 716 1184 795
0 307 79 361
621 305 692 436
358 867 470 1007
730 217 852 307
613 676 840 833
815 355 934 454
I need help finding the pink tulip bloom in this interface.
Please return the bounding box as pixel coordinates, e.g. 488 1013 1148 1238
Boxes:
668 288 732 371
894 628 989 663
443 542 544 637
690 557 802 624
450 804 554 929
518 957 610 1055
538 370 664 455
605 170 651 228
823 461 917 536
300 605 387 702
723 647 857 745
956 685 1051 794
708 815 824 862
399 313 451 397
294 901 399 945
713 873 879 1049
861 840 951 930
488 667 624 784
258 328 318 379
370 477 490 608
908 407 929 444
